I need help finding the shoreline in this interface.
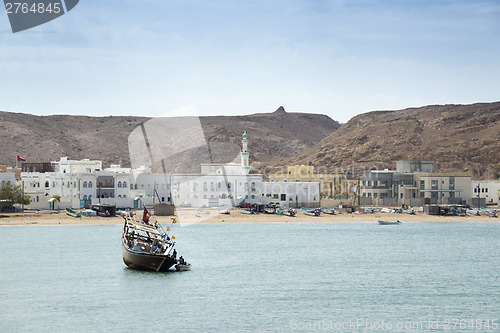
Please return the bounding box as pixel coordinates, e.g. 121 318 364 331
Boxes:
0 210 497 226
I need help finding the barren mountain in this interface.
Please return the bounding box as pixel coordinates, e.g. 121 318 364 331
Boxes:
0 106 340 172
288 102 500 179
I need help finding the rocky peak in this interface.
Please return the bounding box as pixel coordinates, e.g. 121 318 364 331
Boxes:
273 106 287 115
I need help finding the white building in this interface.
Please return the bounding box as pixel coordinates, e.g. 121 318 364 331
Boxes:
262 182 320 208
170 132 263 207
472 180 500 205
20 132 265 210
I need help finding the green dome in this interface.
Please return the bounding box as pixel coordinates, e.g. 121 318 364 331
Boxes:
242 132 248 139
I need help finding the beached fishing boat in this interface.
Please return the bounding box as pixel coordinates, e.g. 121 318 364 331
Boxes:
36 210 59 214
277 207 296 216
80 209 96 217
65 208 81 218
238 208 254 214
122 208 178 272
218 208 230 214
378 220 402 225
117 209 131 217
321 208 336 215
301 207 321 216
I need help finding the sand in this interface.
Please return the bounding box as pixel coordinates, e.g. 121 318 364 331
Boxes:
0 209 497 226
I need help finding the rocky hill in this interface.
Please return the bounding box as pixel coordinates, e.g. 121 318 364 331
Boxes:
0 106 340 173
288 102 500 179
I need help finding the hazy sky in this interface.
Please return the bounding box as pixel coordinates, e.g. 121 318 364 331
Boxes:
0 0 499 122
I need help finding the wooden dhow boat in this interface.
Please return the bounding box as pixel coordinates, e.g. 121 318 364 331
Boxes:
122 208 178 272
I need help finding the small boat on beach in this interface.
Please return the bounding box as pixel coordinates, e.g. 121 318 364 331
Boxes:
122 208 178 272
321 208 336 215
238 208 254 214
36 210 59 214
378 220 402 225
117 209 131 217
218 208 230 215
65 208 81 218
277 207 296 217
302 207 321 216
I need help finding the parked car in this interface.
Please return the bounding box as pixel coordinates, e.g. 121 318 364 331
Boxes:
237 203 252 208
179 201 192 208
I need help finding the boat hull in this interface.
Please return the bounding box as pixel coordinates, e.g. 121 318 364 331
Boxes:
378 220 402 225
122 244 177 272
175 264 191 271
65 208 80 218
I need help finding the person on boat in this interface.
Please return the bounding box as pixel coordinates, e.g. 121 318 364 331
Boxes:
172 249 177 259
179 256 184 265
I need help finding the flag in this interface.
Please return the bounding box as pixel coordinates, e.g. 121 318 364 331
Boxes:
142 207 149 222
167 226 170 231
172 236 176 240
17 155 26 162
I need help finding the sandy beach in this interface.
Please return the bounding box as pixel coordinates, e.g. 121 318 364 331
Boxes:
0 209 497 226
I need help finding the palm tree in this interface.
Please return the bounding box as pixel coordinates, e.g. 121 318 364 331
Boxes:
51 195 61 210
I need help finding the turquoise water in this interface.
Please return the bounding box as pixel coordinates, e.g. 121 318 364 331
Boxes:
0 222 499 332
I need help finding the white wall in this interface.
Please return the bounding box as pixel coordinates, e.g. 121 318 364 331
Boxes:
472 180 500 205
262 182 320 208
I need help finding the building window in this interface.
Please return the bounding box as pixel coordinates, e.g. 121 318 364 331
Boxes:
118 195 122 198
123 195 126 198
118 181 122 188
210 182 215 191
203 182 208 191
83 195 87 200
251 195 256 199
281 194 286 201
83 181 87 188
251 182 256 192
88 181 93 188
45 181 49 188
